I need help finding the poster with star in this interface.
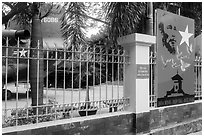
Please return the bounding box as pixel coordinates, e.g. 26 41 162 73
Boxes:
156 9 195 107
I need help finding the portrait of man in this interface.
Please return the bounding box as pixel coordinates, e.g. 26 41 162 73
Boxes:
159 16 177 55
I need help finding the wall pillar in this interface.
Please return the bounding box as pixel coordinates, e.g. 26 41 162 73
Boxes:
118 33 156 113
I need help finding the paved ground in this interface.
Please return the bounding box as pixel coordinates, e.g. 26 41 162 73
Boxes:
187 131 202 135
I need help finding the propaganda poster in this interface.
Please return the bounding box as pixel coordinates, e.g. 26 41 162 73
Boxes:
156 9 195 107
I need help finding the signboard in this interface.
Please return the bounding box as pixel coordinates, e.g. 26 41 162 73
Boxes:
41 8 65 49
136 64 149 79
156 9 195 107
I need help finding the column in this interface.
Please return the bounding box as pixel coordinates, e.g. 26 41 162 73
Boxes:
118 33 156 113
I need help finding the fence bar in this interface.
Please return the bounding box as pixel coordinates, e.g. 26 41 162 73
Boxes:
112 49 114 101
123 50 126 110
93 45 96 102
26 42 30 118
36 40 40 124
105 48 108 107
150 52 153 107
46 47 49 115
63 44 66 113
71 45 74 118
117 49 120 107
195 56 198 98
86 46 89 116
15 37 20 126
99 46 102 114
79 45 82 103
4 37 9 119
199 57 202 99
54 44 58 120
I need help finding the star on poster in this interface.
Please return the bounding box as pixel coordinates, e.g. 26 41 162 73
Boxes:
179 25 194 54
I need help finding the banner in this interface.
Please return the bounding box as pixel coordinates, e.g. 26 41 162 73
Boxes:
41 9 64 49
156 9 195 107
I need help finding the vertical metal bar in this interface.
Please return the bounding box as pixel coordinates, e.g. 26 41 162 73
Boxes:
112 49 114 101
197 58 198 98
79 46 82 103
86 46 89 116
200 58 202 99
199 57 201 98
197 57 198 98
117 49 120 108
54 45 58 120
16 37 20 126
46 47 49 115
26 42 30 118
196 57 198 97
4 37 9 119
63 44 66 112
198 57 200 98
150 52 153 107
123 50 126 109
71 45 74 118
105 48 108 104
99 46 102 114
36 40 40 124
195 56 198 98
154 53 157 106
93 45 95 102
200 59 202 99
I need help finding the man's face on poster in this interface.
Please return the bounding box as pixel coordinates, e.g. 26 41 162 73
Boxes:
159 18 179 55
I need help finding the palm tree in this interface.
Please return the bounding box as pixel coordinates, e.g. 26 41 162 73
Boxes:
104 2 146 45
29 2 44 111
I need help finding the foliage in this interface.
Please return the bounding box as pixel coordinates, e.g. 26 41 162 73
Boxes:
2 99 62 128
104 2 146 45
60 2 88 51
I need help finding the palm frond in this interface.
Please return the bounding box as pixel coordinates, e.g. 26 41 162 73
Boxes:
104 2 146 45
60 2 88 50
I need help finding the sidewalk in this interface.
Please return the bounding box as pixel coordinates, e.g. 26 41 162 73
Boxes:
187 131 202 135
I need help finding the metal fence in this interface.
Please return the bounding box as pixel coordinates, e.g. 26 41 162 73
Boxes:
149 52 202 108
194 56 202 100
2 37 130 128
2 36 202 128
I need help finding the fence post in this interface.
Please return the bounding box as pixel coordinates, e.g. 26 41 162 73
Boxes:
118 33 156 113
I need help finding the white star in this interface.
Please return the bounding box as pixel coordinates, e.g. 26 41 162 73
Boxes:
179 25 193 47
19 48 27 57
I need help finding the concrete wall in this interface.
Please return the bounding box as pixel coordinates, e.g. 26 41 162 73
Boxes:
3 112 136 135
136 101 202 134
3 101 201 135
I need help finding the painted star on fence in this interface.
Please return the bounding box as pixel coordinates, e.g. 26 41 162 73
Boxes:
19 48 28 57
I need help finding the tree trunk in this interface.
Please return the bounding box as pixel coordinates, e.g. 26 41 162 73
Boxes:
146 2 153 35
30 2 44 113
